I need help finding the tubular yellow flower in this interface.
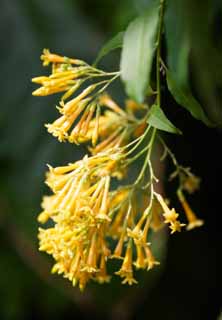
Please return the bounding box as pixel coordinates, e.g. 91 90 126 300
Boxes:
46 114 76 142
109 205 127 237
150 200 164 231
32 70 86 97
32 85 69 96
155 192 185 233
115 241 138 285
110 189 130 208
96 176 111 221
45 94 100 144
69 103 97 144
82 232 99 273
125 99 147 113
127 211 149 243
133 121 147 138
163 208 179 224
112 230 126 259
144 245 160 270
38 195 57 223
68 247 82 280
169 220 186 234
178 191 204 230
33 62 88 96
139 215 152 244
99 93 127 117
134 244 146 269
95 254 111 284
155 193 178 222
92 104 100 146
90 126 128 155
59 85 95 115
182 174 201 194
40 49 85 66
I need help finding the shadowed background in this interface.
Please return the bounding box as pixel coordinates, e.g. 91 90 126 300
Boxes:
0 0 221 319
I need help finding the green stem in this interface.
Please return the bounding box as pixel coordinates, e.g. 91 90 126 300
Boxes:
125 145 149 166
134 127 156 186
124 125 151 157
138 0 165 213
88 71 120 77
96 73 120 94
158 134 178 167
156 0 165 107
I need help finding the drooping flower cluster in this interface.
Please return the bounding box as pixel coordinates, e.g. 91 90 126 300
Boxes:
32 50 204 290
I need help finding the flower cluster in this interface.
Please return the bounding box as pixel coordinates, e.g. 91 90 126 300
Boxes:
32 49 125 145
32 50 204 290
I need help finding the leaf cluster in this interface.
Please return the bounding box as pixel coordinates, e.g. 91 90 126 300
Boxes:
95 0 222 128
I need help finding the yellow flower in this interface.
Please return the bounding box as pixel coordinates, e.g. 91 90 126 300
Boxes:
40 49 85 66
115 241 137 285
127 213 146 242
144 245 160 270
99 93 127 118
32 72 84 96
46 101 97 144
108 204 128 238
59 86 95 115
68 103 97 144
95 255 111 284
81 232 99 273
155 192 185 233
134 244 146 269
67 247 82 280
169 220 186 234
178 191 204 230
111 231 126 259
95 176 111 221
155 193 177 222
37 195 57 223
127 215 152 249
125 99 146 113
150 200 164 231
182 174 200 194
45 114 75 142
163 208 179 224
133 121 147 138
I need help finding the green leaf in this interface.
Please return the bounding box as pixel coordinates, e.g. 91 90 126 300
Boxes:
164 0 190 87
186 2 222 126
120 2 159 103
166 70 213 126
147 104 182 134
134 0 159 13
164 0 221 126
93 32 124 66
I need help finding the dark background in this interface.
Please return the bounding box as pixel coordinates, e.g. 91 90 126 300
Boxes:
0 0 221 319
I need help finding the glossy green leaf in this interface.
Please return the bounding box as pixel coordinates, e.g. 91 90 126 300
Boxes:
164 0 190 87
166 71 213 126
94 32 124 66
164 0 221 126
186 1 222 126
120 2 159 103
147 104 182 134
134 0 159 13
